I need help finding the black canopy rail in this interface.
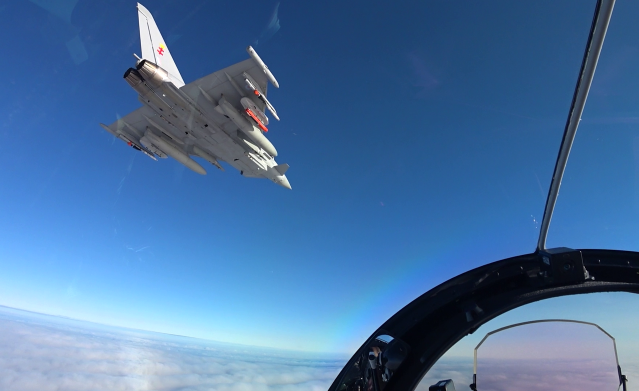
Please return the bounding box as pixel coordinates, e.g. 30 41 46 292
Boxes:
328 248 639 391
537 0 615 250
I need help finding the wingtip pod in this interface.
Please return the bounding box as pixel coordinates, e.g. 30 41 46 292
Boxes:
246 46 279 88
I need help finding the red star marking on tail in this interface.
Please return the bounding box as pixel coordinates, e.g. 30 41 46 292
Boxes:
157 46 164 56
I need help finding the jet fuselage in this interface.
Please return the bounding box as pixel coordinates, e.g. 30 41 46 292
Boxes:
123 61 290 189
100 3 291 189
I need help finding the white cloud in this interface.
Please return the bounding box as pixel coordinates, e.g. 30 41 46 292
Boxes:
416 358 474 391
416 356 636 391
0 308 345 391
474 358 619 391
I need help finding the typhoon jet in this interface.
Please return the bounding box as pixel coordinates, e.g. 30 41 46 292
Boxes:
100 3 291 189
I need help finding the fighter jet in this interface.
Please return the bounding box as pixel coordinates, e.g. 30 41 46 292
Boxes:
100 3 291 189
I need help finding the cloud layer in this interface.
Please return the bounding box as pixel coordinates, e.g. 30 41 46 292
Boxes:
475 358 619 391
0 308 345 391
416 358 474 391
416 356 636 391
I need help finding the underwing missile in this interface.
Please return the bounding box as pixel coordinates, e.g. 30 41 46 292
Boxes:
241 97 269 132
141 131 206 175
100 123 157 160
218 95 277 157
246 46 279 88
243 73 280 121
192 145 224 171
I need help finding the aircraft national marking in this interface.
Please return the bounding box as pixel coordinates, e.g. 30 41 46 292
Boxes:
100 3 291 189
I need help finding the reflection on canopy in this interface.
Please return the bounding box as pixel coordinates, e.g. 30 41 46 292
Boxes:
472 320 626 391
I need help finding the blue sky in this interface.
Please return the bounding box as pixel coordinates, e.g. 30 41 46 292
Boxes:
0 0 638 357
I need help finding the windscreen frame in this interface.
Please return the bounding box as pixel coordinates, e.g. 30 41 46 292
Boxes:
328 249 639 391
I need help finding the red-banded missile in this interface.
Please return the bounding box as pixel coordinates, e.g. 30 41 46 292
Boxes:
99 123 157 161
243 73 279 121
246 46 279 88
141 131 206 175
241 97 268 126
138 127 168 158
245 108 268 132
219 96 278 157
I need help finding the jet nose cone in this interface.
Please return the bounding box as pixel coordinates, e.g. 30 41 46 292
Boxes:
276 176 292 189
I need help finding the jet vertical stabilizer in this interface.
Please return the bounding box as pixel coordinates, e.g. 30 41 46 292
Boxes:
137 3 185 88
103 4 292 188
